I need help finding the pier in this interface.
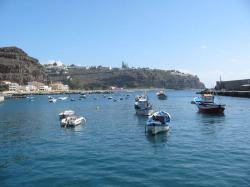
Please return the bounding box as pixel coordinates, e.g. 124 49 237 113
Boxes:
215 90 250 98
214 79 250 98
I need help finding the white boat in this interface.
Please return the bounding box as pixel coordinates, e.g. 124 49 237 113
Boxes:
0 95 4 102
61 116 86 127
146 111 171 135
134 95 153 116
49 98 57 103
58 96 68 101
48 96 53 99
59 110 75 119
80 94 86 98
156 90 167 100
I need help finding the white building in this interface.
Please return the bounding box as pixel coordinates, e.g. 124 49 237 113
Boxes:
39 85 52 92
9 83 20 91
49 82 69 91
19 85 38 92
0 81 11 86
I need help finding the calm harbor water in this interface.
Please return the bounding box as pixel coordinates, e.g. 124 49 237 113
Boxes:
0 90 250 187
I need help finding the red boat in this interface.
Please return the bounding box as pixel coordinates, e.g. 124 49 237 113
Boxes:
193 93 225 114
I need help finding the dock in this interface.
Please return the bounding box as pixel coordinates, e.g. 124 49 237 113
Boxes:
215 91 250 98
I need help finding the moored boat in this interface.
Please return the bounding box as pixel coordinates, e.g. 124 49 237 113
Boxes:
79 94 86 99
58 96 68 101
61 116 86 127
134 95 153 116
156 90 167 100
193 92 225 114
59 110 75 119
146 111 171 135
49 98 57 103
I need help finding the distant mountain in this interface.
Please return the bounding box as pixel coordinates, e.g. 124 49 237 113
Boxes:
48 66 205 90
0 46 205 90
0 47 48 84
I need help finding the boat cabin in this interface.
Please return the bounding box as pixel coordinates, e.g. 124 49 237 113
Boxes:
200 94 214 103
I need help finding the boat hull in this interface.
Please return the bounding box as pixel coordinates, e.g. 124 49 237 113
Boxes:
197 104 225 114
157 94 167 100
147 125 170 135
61 117 85 127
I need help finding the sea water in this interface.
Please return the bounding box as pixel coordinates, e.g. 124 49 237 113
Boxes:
0 90 250 187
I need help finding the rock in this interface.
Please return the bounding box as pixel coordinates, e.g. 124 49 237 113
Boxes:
0 46 48 84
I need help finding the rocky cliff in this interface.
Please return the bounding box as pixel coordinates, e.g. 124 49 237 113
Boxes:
49 66 205 90
0 46 205 90
0 47 48 84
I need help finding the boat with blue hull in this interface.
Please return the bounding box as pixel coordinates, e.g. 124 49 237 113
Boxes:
146 111 171 135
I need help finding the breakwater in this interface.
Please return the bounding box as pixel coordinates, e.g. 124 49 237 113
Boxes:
216 90 250 98
215 79 250 91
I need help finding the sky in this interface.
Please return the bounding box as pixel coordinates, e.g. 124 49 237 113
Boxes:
1 0 250 87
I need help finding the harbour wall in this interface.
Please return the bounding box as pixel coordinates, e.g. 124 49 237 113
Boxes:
215 79 250 91
215 91 250 98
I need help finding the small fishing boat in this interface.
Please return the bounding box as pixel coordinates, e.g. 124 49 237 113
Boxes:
134 94 153 116
108 96 113 100
48 96 53 99
61 116 86 127
80 94 86 99
49 98 57 103
58 96 68 101
70 98 75 101
192 91 225 114
156 90 167 100
146 111 171 135
59 110 75 119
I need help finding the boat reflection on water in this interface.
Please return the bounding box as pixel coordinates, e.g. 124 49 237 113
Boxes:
62 124 85 134
197 113 226 135
146 132 169 145
198 112 225 124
